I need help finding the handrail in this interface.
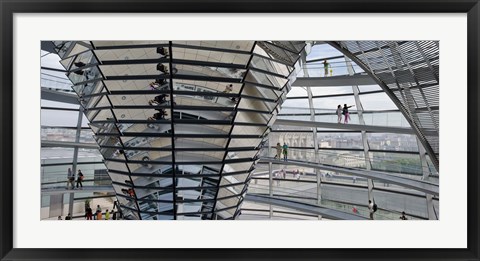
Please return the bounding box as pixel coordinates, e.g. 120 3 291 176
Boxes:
41 178 111 186
262 147 426 175
248 183 424 220
258 157 438 196
244 193 367 220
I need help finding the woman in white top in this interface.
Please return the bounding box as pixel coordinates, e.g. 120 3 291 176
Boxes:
336 105 342 123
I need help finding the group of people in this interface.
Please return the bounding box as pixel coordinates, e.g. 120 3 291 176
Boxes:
146 82 237 122
57 201 122 221
274 142 289 161
273 169 302 186
85 204 119 220
147 76 172 121
57 213 72 220
336 104 355 124
66 168 84 190
147 94 169 120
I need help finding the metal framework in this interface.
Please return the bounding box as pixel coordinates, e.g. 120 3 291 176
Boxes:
268 41 439 220
259 157 439 196
41 40 440 221
327 41 439 171
51 40 305 220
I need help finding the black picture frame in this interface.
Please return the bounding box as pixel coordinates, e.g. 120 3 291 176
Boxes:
1 1 479 260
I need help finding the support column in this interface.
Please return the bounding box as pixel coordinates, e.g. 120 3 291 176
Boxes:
345 57 374 202
417 137 430 181
68 106 84 216
269 162 273 219
417 137 437 220
302 54 321 204
168 41 177 220
425 194 437 220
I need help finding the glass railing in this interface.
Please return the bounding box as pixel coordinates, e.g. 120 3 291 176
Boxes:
247 183 417 220
41 158 107 184
249 180 318 200
53 41 74 59
41 177 112 190
41 127 96 144
41 73 73 90
260 147 431 178
251 167 426 193
41 166 108 182
173 83 238 107
295 61 365 78
277 107 411 128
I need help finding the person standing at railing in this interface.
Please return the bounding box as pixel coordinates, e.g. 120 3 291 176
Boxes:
343 104 355 124
113 200 119 211
85 207 93 220
275 172 281 186
336 105 343 123
399 211 408 220
94 205 102 220
368 200 375 220
282 143 289 161
294 169 300 180
275 142 282 159
76 169 84 189
223 84 238 103
66 168 74 190
323 60 329 77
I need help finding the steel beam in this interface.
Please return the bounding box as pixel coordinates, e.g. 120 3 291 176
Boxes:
326 41 439 171
274 119 437 136
292 74 375 87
